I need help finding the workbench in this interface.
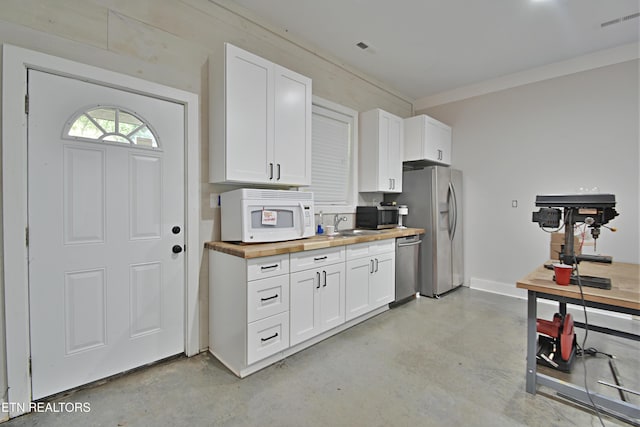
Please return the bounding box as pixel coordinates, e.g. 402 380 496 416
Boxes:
516 261 640 422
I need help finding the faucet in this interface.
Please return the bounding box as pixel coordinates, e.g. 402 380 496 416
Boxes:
334 214 348 231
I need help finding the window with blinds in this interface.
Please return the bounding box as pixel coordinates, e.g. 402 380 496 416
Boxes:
309 99 357 211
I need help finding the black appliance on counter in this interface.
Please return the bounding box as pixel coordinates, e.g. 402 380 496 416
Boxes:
355 204 399 229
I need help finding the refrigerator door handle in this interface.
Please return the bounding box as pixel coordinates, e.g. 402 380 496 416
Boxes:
449 182 458 241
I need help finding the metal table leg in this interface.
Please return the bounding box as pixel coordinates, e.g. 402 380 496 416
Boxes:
526 290 537 394
559 301 567 316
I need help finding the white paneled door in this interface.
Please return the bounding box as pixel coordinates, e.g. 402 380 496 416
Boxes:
27 70 185 400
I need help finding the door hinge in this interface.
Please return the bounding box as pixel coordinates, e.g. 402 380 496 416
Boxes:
25 227 29 247
28 357 32 376
24 94 29 115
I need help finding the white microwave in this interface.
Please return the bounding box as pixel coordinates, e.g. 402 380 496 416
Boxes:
221 189 315 243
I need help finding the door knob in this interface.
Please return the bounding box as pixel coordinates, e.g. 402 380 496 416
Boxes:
172 245 183 254
172 226 181 234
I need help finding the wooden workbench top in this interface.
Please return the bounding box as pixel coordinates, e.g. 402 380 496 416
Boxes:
205 227 425 259
516 261 640 311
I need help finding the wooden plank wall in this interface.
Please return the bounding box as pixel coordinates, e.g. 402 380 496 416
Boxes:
0 0 413 356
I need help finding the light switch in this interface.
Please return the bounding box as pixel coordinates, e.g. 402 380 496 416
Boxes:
512 200 518 208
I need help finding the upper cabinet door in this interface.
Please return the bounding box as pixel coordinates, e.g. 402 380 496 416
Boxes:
274 65 312 186
224 44 274 183
376 113 391 191
210 43 312 186
359 108 404 193
386 112 403 192
403 114 452 166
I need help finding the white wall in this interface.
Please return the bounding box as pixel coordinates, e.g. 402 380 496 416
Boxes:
418 60 640 295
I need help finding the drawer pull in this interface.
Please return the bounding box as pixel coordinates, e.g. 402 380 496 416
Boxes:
261 332 279 342
260 264 279 270
314 256 328 261
260 294 278 302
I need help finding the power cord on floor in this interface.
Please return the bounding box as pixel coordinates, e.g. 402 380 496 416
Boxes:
575 345 614 359
573 257 606 427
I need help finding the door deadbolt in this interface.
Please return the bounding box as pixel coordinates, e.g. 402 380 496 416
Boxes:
172 226 181 234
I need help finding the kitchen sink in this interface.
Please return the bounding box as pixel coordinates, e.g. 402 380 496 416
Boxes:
337 229 386 236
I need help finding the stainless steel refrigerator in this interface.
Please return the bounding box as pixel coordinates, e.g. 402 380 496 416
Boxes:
387 166 463 297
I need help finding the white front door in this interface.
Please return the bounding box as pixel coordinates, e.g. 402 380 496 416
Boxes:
27 70 185 399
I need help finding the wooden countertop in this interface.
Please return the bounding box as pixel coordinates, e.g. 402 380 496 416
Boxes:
205 227 425 259
516 261 640 311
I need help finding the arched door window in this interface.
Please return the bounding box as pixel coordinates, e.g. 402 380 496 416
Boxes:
64 106 159 148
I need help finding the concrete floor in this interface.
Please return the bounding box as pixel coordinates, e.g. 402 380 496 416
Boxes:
4 287 639 426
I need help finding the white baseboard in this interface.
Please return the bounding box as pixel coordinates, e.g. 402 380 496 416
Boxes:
469 278 527 300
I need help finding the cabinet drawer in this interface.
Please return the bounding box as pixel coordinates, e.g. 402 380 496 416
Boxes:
369 239 395 255
247 312 289 365
247 254 290 281
346 239 395 260
247 275 289 323
290 247 345 272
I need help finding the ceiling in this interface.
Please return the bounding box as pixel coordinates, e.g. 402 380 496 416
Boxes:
223 0 639 101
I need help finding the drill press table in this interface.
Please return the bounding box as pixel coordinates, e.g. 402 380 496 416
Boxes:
517 261 639 422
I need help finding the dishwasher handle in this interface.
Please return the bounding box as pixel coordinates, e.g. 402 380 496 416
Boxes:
397 240 422 248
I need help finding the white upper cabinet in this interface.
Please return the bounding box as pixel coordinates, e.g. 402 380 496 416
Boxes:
403 114 452 166
359 109 403 193
273 65 312 185
210 43 312 186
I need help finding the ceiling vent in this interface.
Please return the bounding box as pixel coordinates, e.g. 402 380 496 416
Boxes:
356 41 369 50
601 12 639 28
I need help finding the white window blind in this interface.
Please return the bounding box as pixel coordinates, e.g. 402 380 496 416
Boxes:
309 102 355 208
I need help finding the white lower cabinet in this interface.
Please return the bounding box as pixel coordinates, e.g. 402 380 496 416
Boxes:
247 312 289 365
247 274 289 323
209 252 290 376
209 239 394 378
346 241 396 321
290 261 345 346
290 247 346 346
370 253 395 307
345 257 371 320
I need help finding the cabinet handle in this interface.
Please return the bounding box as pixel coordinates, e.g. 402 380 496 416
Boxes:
323 270 327 287
261 332 279 342
269 163 274 180
260 294 278 302
389 178 393 190
375 258 379 272
277 163 281 180
370 259 374 274
316 271 321 289
261 264 279 270
314 256 328 261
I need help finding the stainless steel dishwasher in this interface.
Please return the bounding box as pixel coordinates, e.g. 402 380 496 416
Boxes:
391 234 422 306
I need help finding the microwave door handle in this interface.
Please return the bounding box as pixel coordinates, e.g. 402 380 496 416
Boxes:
298 202 305 237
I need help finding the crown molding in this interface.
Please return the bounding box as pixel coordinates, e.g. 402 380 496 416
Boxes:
414 42 640 111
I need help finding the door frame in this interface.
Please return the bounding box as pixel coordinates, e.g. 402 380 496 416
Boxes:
1 44 200 417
